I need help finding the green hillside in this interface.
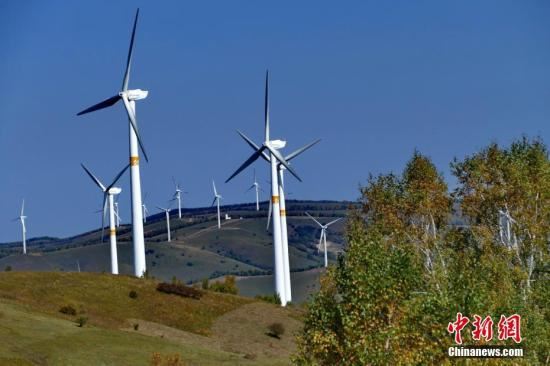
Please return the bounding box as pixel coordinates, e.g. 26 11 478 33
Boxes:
0 272 304 365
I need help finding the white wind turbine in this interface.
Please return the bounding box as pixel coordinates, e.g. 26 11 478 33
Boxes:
156 205 172 242
211 180 222 229
142 193 149 223
81 163 130 275
172 177 187 219
306 212 343 268
12 200 27 254
225 71 319 306
77 9 149 277
246 169 261 211
114 200 121 227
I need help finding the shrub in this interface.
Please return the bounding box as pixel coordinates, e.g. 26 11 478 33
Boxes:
150 352 186 366
129 290 138 299
156 282 202 300
76 316 88 327
133 323 139 331
201 278 209 290
209 275 238 295
254 293 281 305
4 266 12 272
267 322 285 339
59 305 77 316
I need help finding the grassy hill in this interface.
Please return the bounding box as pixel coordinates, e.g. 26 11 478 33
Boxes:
0 272 304 365
0 200 350 301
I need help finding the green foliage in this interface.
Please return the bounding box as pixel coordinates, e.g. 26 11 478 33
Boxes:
209 275 238 295
254 293 281 305
296 143 549 365
156 282 203 300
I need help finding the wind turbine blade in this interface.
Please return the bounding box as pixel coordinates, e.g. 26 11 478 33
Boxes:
101 194 108 242
211 197 217 207
237 130 270 162
77 95 121 116
122 8 139 91
305 212 323 227
21 218 26 233
121 95 149 162
21 199 25 217
225 148 264 183
265 144 302 182
253 168 256 183
326 217 344 227
212 180 218 196
266 199 272 230
264 70 269 142
106 164 130 192
81 163 106 191
245 185 255 193
285 139 321 162
155 205 167 211
318 230 323 253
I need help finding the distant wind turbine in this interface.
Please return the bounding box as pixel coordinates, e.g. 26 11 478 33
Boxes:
212 180 222 229
77 9 148 277
172 177 187 219
142 193 149 223
12 199 27 254
156 205 172 242
114 200 121 227
81 163 130 275
306 212 342 268
246 169 261 211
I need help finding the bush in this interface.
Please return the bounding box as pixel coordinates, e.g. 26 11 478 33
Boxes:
4 266 12 272
150 352 185 366
59 305 77 316
254 293 281 305
267 322 285 339
201 278 209 290
129 290 138 299
209 275 238 295
76 316 88 327
133 323 139 331
156 282 202 300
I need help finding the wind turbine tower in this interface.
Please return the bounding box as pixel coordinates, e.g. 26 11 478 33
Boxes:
81 163 129 275
212 180 222 229
13 200 27 254
225 71 319 306
246 169 261 211
306 212 342 267
77 9 149 277
156 206 172 242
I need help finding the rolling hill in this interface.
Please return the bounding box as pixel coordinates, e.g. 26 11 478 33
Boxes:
0 200 353 301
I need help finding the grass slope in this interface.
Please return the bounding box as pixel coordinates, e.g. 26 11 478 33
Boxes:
0 272 303 365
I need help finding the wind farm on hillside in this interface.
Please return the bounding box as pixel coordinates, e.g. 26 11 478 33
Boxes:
2 2 549 365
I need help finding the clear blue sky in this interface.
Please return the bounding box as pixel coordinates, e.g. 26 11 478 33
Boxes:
1 0 550 242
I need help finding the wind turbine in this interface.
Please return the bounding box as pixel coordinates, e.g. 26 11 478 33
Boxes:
246 169 261 211
12 200 27 254
212 180 222 229
114 200 121 227
172 177 187 219
306 212 343 268
156 205 172 242
142 193 149 223
225 71 319 306
81 163 130 275
77 9 149 277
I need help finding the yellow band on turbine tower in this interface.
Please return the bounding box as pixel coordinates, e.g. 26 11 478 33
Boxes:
130 156 139 166
272 196 280 204
110 229 116 236
280 209 286 216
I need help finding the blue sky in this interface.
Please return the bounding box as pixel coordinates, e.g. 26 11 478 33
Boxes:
1 0 550 241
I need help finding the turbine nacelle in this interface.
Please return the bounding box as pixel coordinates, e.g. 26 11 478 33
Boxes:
108 187 122 195
266 140 286 149
119 89 148 101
